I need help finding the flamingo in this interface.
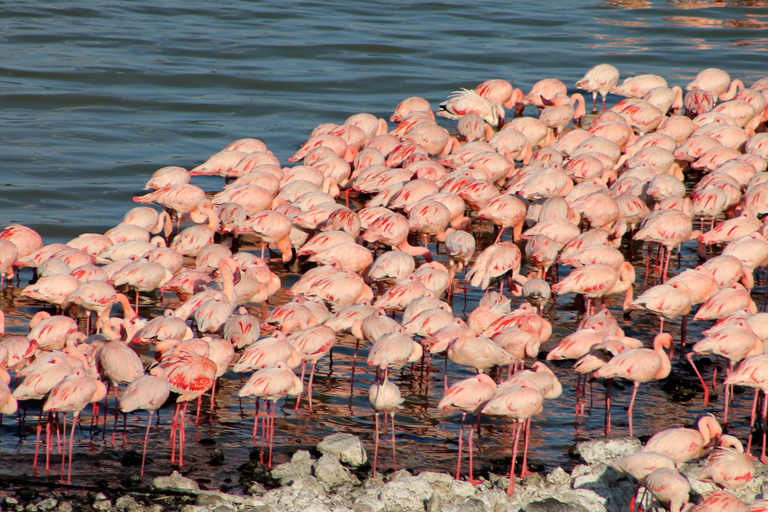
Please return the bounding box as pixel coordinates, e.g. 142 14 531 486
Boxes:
576 64 620 111
288 325 336 413
687 68 745 102
724 354 768 462
437 374 497 484
642 467 690 512
438 89 504 128
160 347 216 467
699 435 754 492
481 382 544 494
593 333 672 437
641 414 720 469
119 366 171 476
238 361 303 467
43 371 106 484
630 283 692 337
368 359 403 476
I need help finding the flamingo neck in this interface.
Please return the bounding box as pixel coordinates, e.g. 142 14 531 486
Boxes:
396 240 433 263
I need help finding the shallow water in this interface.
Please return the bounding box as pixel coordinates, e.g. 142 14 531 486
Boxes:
0 0 767 489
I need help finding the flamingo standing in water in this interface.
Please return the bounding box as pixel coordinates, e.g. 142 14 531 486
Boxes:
576 64 620 111
593 333 673 437
238 361 303 467
481 382 544 494
368 359 404 476
43 371 106 484
160 347 216 467
119 366 171 476
437 374 497 484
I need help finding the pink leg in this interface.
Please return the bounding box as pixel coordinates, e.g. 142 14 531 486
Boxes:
628 383 640 437
494 227 505 244
141 411 153 477
60 415 67 483
350 338 359 393
762 394 768 465
268 401 276 468
34 412 43 471
747 390 759 459
519 418 532 479
373 412 380 476
179 404 186 467
210 378 217 414
506 422 522 495
195 395 202 425
686 354 710 406
67 414 77 484
307 363 316 414
391 412 397 472
468 420 481 485
294 361 307 412
455 413 465 480
170 403 179 465
261 400 268 465
46 413 52 473
605 379 612 435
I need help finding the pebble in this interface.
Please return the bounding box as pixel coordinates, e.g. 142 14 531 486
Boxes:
153 471 200 492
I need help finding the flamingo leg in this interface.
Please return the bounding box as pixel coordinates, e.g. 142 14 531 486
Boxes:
268 400 276 468
373 412 380 477
307 363 316 414
686 354 710 406
170 403 179 465
628 383 640 437
179 403 186 467
468 419 481 485
456 412 465 480
519 417 532 479
34 411 43 471
747 389 759 458
60 415 67 484
762 395 768 465
391 412 397 472
67 413 77 485
294 361 307 412
605 378 612 435
350 338 359 393
141 411 153 477
506 421 522 495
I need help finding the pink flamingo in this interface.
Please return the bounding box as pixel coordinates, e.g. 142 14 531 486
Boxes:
99 320 145 442
576 64 620 111
688 491 747 512
160 348 216 467
611 74 668 98
234 210 293 263
478 195 527 243
552 263 627 316
448 329 511 374
642 467 690 512
143 166 190 190
0 224 43 260
437 374 497 484
438 89 504 128
465 242 522 293
724 354 768 462
594 333 672 437
368 359 403 476
475 79 525 110
390 97 433 123
540 93 586 136
362 211 433 262
634 210 694 283
238 361 303 467
481 382 544 494
687 325 761 422
699 435 754 491
525 78 567 109
43 371 106 484
643 414 722 466
687 68 744 102
288 325 336 413
132 184 206 228
63 282 133 333
119 366 170 476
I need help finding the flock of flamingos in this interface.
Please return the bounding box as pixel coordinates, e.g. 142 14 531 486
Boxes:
3 63 768 511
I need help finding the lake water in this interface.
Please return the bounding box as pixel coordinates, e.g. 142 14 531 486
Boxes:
1 0 768 490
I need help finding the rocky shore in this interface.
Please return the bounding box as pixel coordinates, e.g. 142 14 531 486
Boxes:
1 433 766 512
